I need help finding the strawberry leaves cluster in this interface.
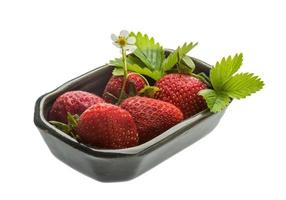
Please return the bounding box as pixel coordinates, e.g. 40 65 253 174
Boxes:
110 33 198 81
110 32 264 113
199 53 264 112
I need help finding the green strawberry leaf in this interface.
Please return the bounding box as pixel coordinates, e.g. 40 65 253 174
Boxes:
210 53 243 91
110 58 162 80
222 72 264 99
130 32 165 71
127 54 149 69
127 64 162 80
182 55 196 71
163 42 197 71
177 56 196 74
110 57 124 67
112 67 124 76
162 51 178 71
204 53 264 113
139 86 160 98
177 63 192 74
199 89 231 113
49 121 70 133
178 42 198 58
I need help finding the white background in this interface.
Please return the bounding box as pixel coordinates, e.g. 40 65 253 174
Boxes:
0 0 285 199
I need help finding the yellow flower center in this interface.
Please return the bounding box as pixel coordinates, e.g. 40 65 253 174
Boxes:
117 37 127 46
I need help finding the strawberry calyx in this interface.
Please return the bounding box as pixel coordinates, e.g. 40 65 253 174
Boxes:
139 86 160 98
49 112 81 141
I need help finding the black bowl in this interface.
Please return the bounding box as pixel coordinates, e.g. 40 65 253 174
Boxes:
34 56 226 182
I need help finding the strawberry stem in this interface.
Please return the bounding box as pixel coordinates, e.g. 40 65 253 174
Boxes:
117 48 128 104
131 72 150 86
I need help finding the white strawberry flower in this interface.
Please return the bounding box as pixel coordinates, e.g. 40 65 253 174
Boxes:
111 30 136 52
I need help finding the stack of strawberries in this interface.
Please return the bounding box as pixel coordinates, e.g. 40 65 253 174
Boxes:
49 30 264 149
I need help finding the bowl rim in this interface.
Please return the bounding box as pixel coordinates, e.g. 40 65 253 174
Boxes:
34 57 214 157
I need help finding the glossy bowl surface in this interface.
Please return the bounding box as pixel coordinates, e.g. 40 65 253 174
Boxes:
34 56 226 182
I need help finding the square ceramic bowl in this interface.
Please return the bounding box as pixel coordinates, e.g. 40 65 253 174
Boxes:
34 56 226 182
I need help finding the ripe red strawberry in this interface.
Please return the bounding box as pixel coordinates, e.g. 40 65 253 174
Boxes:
48 91 104 123
121 96 183 144
76 103 138 149
103 72 146 103
154 73 207 119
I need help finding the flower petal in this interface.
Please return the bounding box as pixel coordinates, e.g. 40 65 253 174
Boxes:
124 44 137 52
120 30 129 38
127 36 136 45
112 42 121 48
111 34 118 42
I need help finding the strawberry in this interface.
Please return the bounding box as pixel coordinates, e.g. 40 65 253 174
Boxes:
103 72 146 103
154 73 207 119
76 103 138 149
121 96 183 144
48 91 104 123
